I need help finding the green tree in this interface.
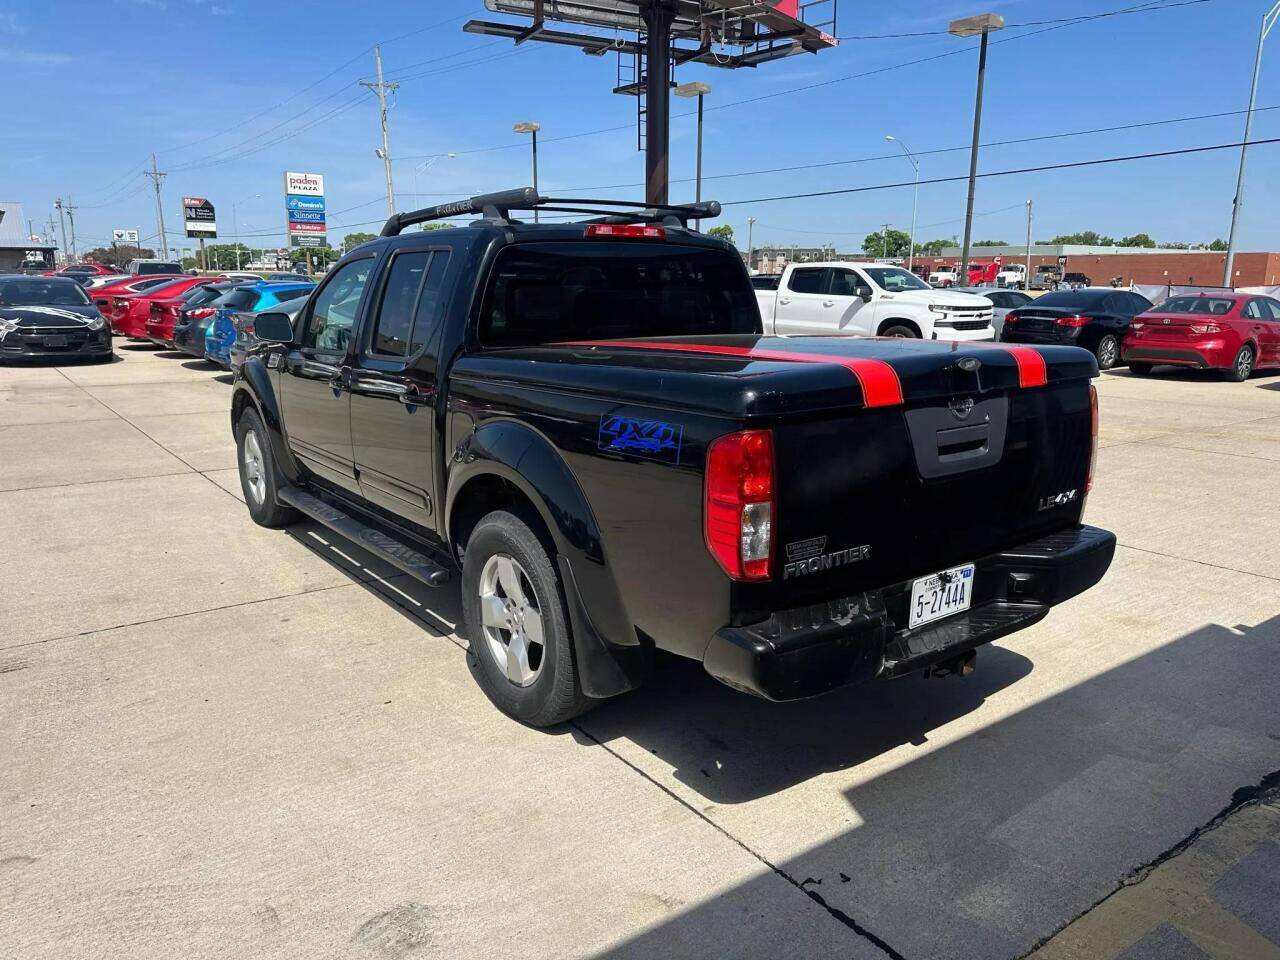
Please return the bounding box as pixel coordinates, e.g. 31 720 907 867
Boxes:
913 236 954 257
342 231 378 252
1119 233 1156 248
204 243 251 270
1049 231 1117 246
422 222 452 232
863 228 912 258
80 244 156 269
1208 238 1228 251
707 224 734 244
973 239 1010 247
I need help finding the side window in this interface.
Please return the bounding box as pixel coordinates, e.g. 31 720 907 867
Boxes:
301 258 373 354
827 269 861 297
1127 293 1152 314
787 268 825 294
370 251 430 357
409 251 451 354
1243 299 1266 320
273 288 310 305
1264 299 1280 321
1102 294 1128 315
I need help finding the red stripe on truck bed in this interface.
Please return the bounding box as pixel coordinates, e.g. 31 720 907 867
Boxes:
559 339 905 408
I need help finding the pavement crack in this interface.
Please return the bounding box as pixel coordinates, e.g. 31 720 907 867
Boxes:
1018 767 1280 958
569 720 908 960
1115 542 1280 583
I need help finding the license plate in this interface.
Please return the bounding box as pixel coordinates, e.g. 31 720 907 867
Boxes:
42 335 68 347
908 564 975 629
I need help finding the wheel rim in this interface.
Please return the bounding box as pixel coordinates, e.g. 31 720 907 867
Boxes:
1238 349 1253 378
478 554 545 687
1099 337 1117 368
242 429 267 506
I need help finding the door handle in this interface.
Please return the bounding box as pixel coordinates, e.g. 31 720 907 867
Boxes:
329 366 351 396
822 300 834 307
779 298 790 305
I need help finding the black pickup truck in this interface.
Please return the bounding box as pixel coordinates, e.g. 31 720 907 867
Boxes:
230 188 1115 726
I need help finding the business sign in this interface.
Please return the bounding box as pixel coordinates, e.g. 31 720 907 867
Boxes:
182 197 217 238
112 228 139 244
284 171 326 248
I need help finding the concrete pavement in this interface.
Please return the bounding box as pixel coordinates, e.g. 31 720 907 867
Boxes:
2 346 1278 959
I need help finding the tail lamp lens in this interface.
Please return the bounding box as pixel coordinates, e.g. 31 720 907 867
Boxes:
584 224 667 240
1054 315 1090 327
1004 312 1020 325
705 429 775 581
1189 323 1221 334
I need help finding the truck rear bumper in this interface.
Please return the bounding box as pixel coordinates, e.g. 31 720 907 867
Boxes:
703 524 1115 701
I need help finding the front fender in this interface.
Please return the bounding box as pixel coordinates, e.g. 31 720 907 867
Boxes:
232 356 302 484
446 419 647 698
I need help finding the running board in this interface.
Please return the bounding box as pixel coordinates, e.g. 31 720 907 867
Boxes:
278 486 451 587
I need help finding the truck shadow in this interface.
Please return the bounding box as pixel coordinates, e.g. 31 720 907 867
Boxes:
587 615 1280 960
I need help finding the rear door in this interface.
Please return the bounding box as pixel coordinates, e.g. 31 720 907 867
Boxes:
1244 299 1279 365
348 245 452 530
279 256 375 494
772 267 830 335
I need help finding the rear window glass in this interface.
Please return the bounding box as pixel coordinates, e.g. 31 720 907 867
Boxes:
1030 290 1109 310
135 262 182 275
750 275 780 290
1156 296 1236 315
479 242 757 347
219 289 260 311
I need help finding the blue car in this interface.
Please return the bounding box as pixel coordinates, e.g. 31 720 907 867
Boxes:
204 281 312 370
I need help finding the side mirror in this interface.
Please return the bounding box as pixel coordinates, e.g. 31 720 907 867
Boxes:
255 311 295 344
855 285 873 302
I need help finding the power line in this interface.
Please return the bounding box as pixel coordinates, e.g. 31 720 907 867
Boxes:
720 137 1280 207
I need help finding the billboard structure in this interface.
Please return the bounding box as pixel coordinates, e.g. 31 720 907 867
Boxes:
182 197 217 238
284 172 327 248
465 0 838 205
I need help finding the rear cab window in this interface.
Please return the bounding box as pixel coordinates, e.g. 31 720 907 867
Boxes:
478 241 756 347
787 268 826 294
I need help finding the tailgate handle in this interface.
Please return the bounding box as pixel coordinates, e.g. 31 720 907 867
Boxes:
936 424 989 461
904 396 1009 479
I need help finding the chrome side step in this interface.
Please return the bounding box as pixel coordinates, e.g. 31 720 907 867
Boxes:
278 486 450 587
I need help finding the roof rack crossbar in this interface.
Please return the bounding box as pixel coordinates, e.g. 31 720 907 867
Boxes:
380 188 721 236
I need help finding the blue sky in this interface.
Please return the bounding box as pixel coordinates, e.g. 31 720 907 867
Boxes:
3 0 1276 256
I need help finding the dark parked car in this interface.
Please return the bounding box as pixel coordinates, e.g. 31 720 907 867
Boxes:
230 188 1114 727
172 282 249 359
1001 287 1152 370
0 275 113 362
1058 272 1092 289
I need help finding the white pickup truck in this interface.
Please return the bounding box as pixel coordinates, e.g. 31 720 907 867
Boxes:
757 261 995 341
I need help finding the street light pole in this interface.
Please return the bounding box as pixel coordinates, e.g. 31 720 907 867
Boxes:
885 135 919 270
950 13 1004 287
747 217 756 273
513 122 542 222
1025 199 1033 291
1223 2 1280 287
675 81 712 230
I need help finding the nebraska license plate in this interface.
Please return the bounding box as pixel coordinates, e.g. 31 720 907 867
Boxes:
908 564 975 629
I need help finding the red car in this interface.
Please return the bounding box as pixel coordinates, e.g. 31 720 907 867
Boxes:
108 276 207 337
43 262 118 278
87 275 180 318
143 280 223 346
1123 292 1280 381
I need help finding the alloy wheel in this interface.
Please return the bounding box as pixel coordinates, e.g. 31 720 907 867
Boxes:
1238 348 1253 380
242 429 267 506
478 554 545 687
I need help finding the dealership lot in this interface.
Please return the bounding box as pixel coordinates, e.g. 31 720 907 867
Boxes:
2 346 1279 960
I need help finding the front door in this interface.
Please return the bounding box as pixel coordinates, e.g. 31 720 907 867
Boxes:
279 256 375 494
772 266 831 336
348 247 452 531
824 267 874 335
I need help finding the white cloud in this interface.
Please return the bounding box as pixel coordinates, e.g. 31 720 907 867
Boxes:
0 48 78 65
210 4 234 14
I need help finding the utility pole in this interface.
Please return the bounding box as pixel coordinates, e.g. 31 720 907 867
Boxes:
361 46 400 217
64 197 78 261
54 199 69 262
881 224 892 259
145 154 169 259
1024 200 1033 291
746 217 756 274
1223 2 1280 287
951 14 1005 287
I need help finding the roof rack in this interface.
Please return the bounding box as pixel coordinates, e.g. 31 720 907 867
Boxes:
379 187 720 236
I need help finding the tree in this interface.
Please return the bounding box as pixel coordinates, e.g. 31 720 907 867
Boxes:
1208 238 1228 252
1119 233 1156 248
863 228 912 258
707 224 734 244
422 222 452 232
80 244 156 269
202 243 251 270
914 236 955 257
342 231 377 252
973 239 1010 247
1048 231 1116 246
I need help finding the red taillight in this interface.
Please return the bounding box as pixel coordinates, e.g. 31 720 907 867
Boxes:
704 429 775 581
234 313 255 335
1189 323 1221 334
1054 315 1090 327
1085 384 1098 500
1004 311 1021 325
584 224 667 240
188 308 215 320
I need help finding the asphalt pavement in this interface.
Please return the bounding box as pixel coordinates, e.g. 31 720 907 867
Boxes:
2 344 1278 960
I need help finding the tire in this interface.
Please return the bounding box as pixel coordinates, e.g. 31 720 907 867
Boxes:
881 324 919 339
461 510 591 727
1226 344 1255 382
1095 334 1120 371
235 407 297 528
1128 362 1153 376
